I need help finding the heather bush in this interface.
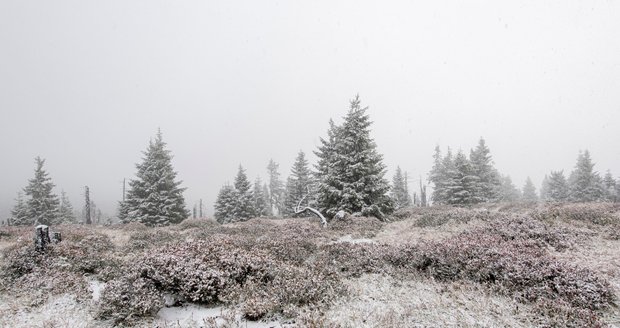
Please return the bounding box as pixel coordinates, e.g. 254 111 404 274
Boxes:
96 276 164 324
530 202 620 225
125 229 178 251
328 216 384 238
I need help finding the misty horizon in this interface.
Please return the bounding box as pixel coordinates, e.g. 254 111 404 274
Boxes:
1 1 619 220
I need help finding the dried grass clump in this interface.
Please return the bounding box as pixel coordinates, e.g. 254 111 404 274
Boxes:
530 202 620 225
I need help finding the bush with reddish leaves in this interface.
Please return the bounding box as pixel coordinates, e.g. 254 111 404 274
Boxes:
530 202 620 225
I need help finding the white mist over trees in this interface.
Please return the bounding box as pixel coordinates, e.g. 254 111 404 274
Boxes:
119 131 189 226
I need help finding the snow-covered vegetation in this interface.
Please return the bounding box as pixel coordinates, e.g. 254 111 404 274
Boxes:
1 203 620 327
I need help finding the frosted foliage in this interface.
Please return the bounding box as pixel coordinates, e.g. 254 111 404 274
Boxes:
314 95 393 218
121 131 189 226
22 157 60 226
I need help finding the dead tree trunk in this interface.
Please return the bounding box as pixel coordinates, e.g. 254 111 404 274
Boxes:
293 193 327 228
35 225 51 251
85 186 91 224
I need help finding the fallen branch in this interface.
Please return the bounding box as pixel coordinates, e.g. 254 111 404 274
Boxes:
294 191 328 228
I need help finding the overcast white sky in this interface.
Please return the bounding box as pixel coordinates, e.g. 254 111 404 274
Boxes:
1 0 619 219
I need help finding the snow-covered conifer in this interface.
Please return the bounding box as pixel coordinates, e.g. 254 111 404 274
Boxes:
283 151 313 215
315 95 393 218
24 157 59 226
469 138 501 202
233 165 254 219
123 131 189 226
266 159 284 216
603 171 617 202
391 166 411 209
568 150 604 202
253 177 269 217
10 192 30 226
497 175 521 202
214 184 237 223
58 190 77 224
446 151 478 205
522 177 538 202
547 170 569 202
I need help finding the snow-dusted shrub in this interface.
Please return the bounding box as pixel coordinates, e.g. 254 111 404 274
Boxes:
530 202 620 225
327 216 384 239
534 299 606 328
393 232 615 311
318 242 390 278
174 217 218 230
414 207 503 227
96 276 164 323
125 229 178 251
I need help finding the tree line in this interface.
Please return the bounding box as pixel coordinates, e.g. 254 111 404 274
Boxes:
7 95 620 227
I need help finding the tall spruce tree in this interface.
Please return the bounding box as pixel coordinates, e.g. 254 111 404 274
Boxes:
10 192 30 226
540 175 551 201
428 146 447 204
547 170 569 202
123 131 189 226
522 177 538 202
315 95 393 218
233 165 254 219
568 150 604 202
469 138 500 202
283 151 313 215
24 157 59 226
391 166 411 209
214 184 237 223
58 190 77 224
266 159 284 216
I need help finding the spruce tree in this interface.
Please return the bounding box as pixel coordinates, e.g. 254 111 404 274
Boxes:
522 177 538 202
253 177 269 217
568 150 604 202
315 95 393 218
391 166 411 209
469 138 500 202
58 190 77 224
547 170 569 202
266 159 284 216
283 151 313 215
214 184 237 223
10 192 30 226
123 131 189 226
497 175 521 202
540 175 551 201
446 151 478 205
428 146 447 204
233 165 254 219
24 157 59 226
603 171 617 202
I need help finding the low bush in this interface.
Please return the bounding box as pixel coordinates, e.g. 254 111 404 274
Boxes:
530 203 620 225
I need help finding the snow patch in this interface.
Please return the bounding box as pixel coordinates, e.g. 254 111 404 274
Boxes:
156 304 285 327
335 234 375 244
88 279 105 302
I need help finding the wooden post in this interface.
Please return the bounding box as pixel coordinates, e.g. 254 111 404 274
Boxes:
85 186 91 224
52 232 62 243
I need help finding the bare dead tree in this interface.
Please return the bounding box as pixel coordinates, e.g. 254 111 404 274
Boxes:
84 186 91 224
293 189 327 228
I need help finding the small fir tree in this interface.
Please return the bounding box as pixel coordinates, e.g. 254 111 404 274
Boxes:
214 184 237 223
603 171 617 202
58 190 77 224
253 177 269 217
10 192 30 226
123 131 189 226
24 157 60 226
266 159 284 216
446 151 478 205
568 150 604 202
233 165 254 219
469 138 501 202
547 170 569 202
498 175 521 202
283 151 313 215
522 177 538 202
391 166 411 209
